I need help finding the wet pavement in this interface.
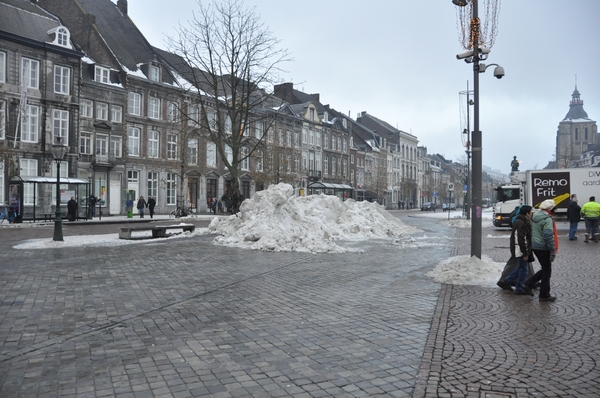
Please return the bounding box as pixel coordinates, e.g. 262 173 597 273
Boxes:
0 212 598 397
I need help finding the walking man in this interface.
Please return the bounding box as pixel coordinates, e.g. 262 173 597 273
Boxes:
567 194 581 240
137 196 147 218
147 196 156 219
580 196 600 243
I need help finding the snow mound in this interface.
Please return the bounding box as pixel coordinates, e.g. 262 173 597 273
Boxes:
427 255 504 286
208 183 419 253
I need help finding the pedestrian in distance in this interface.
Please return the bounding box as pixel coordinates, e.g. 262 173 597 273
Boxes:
501 205 534 295
580 196 600 243
524 199 558 302
147 196 156 218
137 196 147 218
567 194 581 240
67 196 78 221
89 194 97 217
217 200 223 213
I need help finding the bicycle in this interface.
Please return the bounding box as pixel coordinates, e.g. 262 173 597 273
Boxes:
169 205 195 218
0 207 17 224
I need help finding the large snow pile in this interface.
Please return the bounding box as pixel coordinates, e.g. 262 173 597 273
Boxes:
208 183 419 253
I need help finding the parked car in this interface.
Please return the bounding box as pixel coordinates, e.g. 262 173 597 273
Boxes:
442 203 457 212
421 202 434 211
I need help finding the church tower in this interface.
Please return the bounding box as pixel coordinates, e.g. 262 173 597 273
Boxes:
555 86 597 168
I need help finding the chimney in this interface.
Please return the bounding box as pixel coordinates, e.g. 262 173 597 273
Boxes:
274 82 294 103
117 0 128 15
310 93 320 102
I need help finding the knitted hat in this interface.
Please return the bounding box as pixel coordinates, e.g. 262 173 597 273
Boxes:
539 199 555 210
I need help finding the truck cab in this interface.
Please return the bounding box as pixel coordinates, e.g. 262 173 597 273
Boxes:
493 185 521 227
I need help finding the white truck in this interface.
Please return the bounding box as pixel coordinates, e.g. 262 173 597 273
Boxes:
492 168 600 227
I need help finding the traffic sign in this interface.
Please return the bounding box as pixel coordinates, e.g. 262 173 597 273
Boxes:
433 191 437 197
448 183 454 192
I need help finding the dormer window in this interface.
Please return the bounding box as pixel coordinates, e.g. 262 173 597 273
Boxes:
149 65 160 82
342 118 347 128
309 108 315 121
48 26 72 49
323 112 328 122
95 66 110 84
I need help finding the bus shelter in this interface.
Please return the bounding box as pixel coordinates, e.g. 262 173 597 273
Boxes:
306 182 354 201
9 176 91 222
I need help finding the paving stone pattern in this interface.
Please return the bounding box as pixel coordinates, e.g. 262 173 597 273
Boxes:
0 217 453 397
1 217 598 397
414 222 600 397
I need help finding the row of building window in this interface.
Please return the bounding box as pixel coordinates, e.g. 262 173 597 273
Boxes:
127 171 177 205
18 106 69 144
81 100 122 122
0 52 74 96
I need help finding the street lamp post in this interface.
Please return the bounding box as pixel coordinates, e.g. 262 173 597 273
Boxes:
52 137 68 241
452 0 501 259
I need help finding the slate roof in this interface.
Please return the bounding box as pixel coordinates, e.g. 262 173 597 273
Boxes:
293 91 327 112
76 0 155 71
358 112 415 138
288 103 309 118
0 0 62 43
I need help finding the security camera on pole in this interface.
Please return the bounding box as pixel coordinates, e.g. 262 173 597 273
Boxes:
452 0 502 259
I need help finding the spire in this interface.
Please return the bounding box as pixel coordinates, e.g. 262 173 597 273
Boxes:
563 85 589 120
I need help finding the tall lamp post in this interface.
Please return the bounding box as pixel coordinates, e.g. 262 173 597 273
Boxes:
52 136 68 241
452 0 502 258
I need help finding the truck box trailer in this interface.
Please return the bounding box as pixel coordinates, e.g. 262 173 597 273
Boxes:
493 168 600 227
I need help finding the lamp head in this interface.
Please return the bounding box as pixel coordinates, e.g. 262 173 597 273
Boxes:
52 136 68 160
452 0 468 6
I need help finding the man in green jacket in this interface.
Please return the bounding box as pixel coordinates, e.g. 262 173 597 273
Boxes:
580 196 600 243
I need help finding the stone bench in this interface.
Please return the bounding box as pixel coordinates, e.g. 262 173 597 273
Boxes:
118 224 195 240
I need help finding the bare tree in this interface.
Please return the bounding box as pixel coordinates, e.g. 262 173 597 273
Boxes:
249 144 298 189
167 0 290 213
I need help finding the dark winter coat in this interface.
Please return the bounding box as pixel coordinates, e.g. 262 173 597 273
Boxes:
147 198 156 210
510 214 533 259
137 199 147 210
567 200 581 222
67 199 78 221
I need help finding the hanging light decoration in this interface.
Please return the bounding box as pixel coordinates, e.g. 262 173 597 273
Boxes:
455 0 501 51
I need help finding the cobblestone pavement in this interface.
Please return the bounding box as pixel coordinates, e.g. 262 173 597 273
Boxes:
0 215 453 397
413 220 600 398
0 215 598 397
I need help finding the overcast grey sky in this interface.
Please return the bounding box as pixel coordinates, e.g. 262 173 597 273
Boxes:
126 0 600 174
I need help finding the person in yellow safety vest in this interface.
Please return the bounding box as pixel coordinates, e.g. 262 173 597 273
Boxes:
580 196 600 243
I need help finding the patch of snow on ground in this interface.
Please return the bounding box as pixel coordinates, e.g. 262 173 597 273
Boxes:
427 255 504 287
415 209 495 229
13 226 206 250
208 183 419 253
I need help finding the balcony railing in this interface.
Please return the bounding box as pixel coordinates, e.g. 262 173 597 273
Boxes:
93 154 117 166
